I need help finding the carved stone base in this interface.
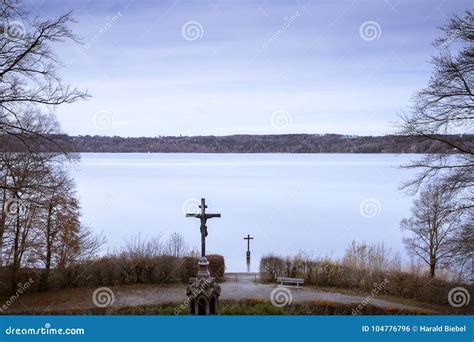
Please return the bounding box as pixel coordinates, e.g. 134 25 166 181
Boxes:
186 256 221 315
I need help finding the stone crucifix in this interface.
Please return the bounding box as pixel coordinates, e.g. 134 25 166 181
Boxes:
185 198 222 315
186 198 221 257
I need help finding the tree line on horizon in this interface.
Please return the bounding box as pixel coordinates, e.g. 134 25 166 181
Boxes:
1 133 473 153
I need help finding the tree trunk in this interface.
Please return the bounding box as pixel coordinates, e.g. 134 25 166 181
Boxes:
429 263 436 278
0 179 7 266
11 211 21 292
40 204 53 291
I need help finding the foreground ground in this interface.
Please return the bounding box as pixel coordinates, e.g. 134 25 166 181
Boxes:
2 273 469 315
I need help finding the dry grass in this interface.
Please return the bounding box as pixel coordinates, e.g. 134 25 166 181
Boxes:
1 299 436 316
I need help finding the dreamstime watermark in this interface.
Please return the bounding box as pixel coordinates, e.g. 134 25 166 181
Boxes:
182 198 201 215
5 323 85 336
270 109 292 130
0 278 34 313
189 99 216 120
4 198 26 219
174 277 211 315
270 287 292 307
359 198 382 218
2 20 26 41
92 287 115 308
85 12 122 50
438 28 461 50
261 11 300 50
384 0 400 14
181 21 204 41
447 113 468 128
359 21 382 41
192 104 208 117
92 110 114 130
448 287 470 308
352 277 389 315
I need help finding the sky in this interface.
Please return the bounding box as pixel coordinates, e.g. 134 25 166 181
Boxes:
28 0 472 137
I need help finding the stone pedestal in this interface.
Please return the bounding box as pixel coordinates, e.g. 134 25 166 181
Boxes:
186 257 221 315
197 256 211 278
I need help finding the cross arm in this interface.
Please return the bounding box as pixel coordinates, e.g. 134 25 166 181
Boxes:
205 214 221 218
186 214 201 218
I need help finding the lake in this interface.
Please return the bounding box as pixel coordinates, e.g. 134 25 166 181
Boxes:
71 153 419 272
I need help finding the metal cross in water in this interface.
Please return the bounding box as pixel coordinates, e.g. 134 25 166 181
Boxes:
186 198 221 257
244 234 254 254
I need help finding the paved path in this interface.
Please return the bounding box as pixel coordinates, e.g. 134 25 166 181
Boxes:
221 273 419 310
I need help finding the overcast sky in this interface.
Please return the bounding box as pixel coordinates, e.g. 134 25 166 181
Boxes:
31 0 471 137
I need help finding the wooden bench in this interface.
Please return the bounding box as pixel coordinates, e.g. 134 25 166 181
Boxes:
276 277 304 288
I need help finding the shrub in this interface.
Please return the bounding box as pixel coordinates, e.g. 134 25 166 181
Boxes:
51 254 213 289
259 250 474 308
0 234 221 294
207 254 225 279
259 255 285 281
178 256 198 282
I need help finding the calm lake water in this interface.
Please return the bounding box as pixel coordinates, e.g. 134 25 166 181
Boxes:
71 153 419 272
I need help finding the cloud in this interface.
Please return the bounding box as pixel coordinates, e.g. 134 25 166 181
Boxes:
38 0 470 136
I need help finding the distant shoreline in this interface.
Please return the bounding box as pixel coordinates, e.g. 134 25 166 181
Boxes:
2 133 472 154
75 151 425 154
65 134 471 154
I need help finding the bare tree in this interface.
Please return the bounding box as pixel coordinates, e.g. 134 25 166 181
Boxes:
399 11 473 277
0 111 74 273
399 11 473 211
166 232 187 257
0 2 98 292
122 235 164 259
0 0 88 152
448 213 473 281
0 153 103 290
37 169 76 289
400 183 464 278
0 114 80 290
0 151 49 288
